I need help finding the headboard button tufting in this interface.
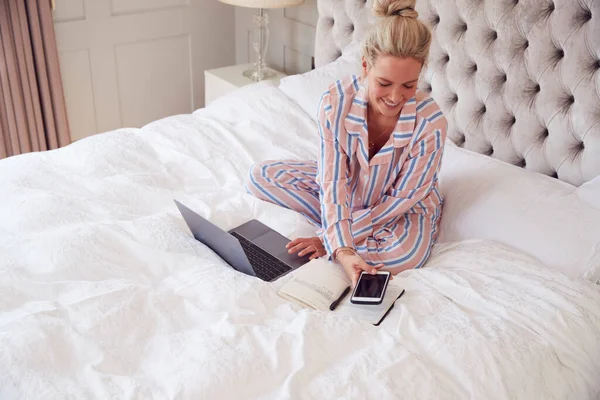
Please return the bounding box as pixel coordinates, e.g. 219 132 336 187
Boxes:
582 9 592 22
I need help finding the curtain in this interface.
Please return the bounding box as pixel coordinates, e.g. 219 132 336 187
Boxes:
0 0 70 158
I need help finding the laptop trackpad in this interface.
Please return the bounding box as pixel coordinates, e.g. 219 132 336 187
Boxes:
252 231 309 268
252 231 289 254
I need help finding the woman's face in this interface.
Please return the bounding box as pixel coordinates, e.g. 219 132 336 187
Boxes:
364 55 422 118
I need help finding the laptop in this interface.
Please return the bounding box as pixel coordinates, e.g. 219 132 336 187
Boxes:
174 200 311 281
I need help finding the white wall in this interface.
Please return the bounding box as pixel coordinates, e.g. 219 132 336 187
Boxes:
234 0 318 75
53 0 235 140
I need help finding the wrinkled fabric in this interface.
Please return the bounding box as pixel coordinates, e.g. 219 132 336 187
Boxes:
0 82 599 399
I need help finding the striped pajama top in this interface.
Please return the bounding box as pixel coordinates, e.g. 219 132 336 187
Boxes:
317 75 448 258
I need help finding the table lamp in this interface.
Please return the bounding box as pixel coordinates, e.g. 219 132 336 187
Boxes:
219 0 305 81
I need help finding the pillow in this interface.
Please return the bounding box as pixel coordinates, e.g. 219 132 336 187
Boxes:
278 41 363 121
576 176 600 211
437 141 600 283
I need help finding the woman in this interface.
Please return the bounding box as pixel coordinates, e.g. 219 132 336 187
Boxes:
245 0 447 287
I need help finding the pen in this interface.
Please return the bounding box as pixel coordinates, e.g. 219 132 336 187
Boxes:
330 286 351 311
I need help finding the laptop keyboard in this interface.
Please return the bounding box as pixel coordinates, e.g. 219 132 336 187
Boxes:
230 231 292 281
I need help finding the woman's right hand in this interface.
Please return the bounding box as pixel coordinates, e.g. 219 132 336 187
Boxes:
336 251 385 288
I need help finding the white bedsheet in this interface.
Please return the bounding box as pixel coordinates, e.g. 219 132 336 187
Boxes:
0 82 599 399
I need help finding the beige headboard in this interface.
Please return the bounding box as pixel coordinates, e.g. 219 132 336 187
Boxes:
315 0 600 186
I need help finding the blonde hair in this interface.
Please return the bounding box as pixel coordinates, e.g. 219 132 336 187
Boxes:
363 0 432 69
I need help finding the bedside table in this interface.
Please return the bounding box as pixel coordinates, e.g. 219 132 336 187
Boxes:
204 64 287 106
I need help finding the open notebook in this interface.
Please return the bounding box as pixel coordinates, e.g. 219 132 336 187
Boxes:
277 258 405 326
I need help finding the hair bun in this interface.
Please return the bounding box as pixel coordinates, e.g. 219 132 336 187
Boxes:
373 0 419 19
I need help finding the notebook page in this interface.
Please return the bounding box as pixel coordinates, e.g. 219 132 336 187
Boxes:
278 259 350 311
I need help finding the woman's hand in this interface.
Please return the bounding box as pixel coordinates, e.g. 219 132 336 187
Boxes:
336 251 386 288
286 236 327 260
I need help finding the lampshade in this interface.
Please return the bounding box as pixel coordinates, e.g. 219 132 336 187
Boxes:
219 0 305 8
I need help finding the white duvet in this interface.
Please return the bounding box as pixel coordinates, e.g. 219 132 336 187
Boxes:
0 82 599 399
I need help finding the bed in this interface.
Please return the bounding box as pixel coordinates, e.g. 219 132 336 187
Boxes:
1 0 599 399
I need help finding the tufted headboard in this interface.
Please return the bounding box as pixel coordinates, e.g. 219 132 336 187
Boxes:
315 0 600 186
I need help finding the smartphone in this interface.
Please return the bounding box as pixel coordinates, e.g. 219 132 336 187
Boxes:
350 270 391 305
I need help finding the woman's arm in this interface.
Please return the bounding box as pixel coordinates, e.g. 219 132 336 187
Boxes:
316 92 355 257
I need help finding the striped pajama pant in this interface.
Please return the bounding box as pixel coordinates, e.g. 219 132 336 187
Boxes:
245 160 439 273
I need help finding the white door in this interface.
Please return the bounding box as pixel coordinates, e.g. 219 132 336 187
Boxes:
53 0 235 141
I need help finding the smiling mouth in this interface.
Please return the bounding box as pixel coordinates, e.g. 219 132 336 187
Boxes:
382 99 400 107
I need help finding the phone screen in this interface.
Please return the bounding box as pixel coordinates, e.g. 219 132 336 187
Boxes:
354 273 389 298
